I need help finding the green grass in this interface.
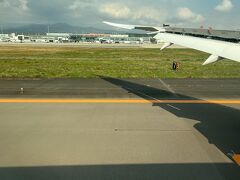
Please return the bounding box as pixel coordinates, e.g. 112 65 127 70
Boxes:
0 46 239 78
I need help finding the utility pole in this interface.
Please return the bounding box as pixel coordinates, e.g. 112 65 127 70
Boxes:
48 25 50 34
0 25 3 34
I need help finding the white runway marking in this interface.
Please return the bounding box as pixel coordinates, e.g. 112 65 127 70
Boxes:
128 88 159 101
158 79 178 97
128 88 182 111
167 104 181 111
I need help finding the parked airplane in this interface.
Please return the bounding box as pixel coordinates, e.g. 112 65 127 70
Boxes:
103 21 240 65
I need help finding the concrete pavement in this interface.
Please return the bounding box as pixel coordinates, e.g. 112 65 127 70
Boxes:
0 78 239 180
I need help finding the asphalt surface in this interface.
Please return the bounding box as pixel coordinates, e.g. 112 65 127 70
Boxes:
0 78 240 180
0 78 239 99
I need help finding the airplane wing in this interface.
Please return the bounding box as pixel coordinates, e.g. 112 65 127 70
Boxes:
103 21 240 65
155 33 240 65
103 21 165 32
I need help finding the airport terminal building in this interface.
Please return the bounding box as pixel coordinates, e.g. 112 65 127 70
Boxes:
1 26 240 44
0 32 152 44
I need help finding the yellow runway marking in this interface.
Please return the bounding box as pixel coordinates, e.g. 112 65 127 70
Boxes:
0 99 239 104
233 154 240 166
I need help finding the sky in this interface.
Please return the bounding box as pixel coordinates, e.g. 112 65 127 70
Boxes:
0 0 239 29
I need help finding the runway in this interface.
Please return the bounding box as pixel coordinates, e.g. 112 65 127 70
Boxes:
0 78 240 180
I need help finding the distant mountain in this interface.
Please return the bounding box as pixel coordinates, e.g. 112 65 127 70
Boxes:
3 23 128 35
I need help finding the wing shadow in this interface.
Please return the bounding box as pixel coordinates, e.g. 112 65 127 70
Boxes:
100 76 240 157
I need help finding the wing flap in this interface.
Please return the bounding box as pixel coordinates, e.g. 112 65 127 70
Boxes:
203 55 223 65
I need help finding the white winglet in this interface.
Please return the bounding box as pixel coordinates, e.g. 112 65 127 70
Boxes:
161 42 173 50
103 21 135 30
103 21 165 32
203 55 223 65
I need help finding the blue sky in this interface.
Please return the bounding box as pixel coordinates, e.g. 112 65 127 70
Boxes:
0 0 239 29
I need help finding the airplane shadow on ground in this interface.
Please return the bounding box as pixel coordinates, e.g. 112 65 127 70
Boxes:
1 77 240 180
0 163 239 180
100 76 240 158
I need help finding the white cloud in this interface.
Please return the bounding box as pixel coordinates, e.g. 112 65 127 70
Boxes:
0 0 239 29
215 0 233 12
0 0 10 7
68 0 96 18
69 0 94 10
19 0 28 11
132 7 168 23
69 1 80 10
177 7 205 23
0 0 32 24
99 3 130 19
99 3 168 24
0 0 28 10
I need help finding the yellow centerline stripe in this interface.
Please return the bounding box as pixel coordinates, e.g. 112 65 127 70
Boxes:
0 99 239 104
233 154 240 166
